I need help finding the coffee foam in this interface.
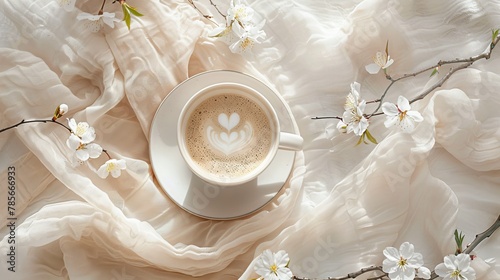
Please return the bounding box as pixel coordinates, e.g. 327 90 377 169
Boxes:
185 93 273 179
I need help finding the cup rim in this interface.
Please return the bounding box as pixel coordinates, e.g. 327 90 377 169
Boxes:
177 82 280 186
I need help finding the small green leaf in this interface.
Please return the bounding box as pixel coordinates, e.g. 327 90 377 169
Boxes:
286 259 290 268
122 4 131 30
430 67 439 77
127 4 144 17
454 229 465 254
365 129 378 144
492 29 499 42
385 40 389 56
356 133 364 146
122 5 130 30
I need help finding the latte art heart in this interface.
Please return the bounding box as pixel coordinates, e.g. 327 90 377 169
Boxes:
184 93 273 179
207 113 253 155
218 112 240 131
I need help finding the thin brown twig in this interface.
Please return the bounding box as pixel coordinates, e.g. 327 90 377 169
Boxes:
0 119 71 134
311 116 343 120
408 61 473 104
378 33 500 109
208 0 226 19
188 0 224 25
293 266 385 280
464 214 500 254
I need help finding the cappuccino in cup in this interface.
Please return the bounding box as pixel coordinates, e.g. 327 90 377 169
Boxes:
178 82 303 186
184 93 274 179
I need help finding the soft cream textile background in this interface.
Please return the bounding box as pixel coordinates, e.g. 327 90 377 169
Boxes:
0 0 499 279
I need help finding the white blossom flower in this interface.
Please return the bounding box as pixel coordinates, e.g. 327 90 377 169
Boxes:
383 242 430 280
341 82 369 136
254 250 293 280
435 254 476 280
67 118 96 144
97 159 126 178
77 12 120 32
227 0 255 26
382 96 423 133
229 20 266 54
59 0 76 12
66 134 103 161
365 51 394 74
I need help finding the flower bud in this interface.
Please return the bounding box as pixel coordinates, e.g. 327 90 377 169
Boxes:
52 104 68 121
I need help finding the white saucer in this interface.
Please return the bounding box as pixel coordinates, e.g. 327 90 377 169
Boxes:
149 70 298 220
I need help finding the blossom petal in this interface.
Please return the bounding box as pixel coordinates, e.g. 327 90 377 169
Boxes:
399 115 417 132
67 134 79 150
384 115 399 128
461 267 476 280
101 12 120 28
443 255 457 270
397 95 411 112
383 247 400 261
434 263 448 277
382 102 399 116
68 118 77 132
80 127 96 143
351 82 361 98
399 242 414 259
86 143 103 159
365 63 381 74
77 12 101 21
383 57 394 69
388 270 404 280
403 266 416 279
382 258 398 273
97 164 109 179
417 266 431 279
75 149 89 161
407 252 424 268
354 117 369 136
276 267 293 279
110 168 122 178
406 110 423 122
274 250 290 267
456 254 471 270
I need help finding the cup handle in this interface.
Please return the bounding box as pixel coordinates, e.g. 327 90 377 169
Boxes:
278 132 303 151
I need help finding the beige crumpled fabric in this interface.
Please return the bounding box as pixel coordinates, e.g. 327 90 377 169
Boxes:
0 0 499 279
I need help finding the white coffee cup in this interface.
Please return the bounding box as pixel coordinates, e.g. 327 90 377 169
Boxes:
177 82 303 186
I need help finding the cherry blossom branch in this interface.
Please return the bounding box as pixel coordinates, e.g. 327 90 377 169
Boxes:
0 104 126 178
312 31 500 123
464 214 500 254
372 32 500 113
292 266 385 280
0 119 71 134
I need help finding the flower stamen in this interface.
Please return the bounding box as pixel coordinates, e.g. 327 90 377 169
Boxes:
398 257 408 267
